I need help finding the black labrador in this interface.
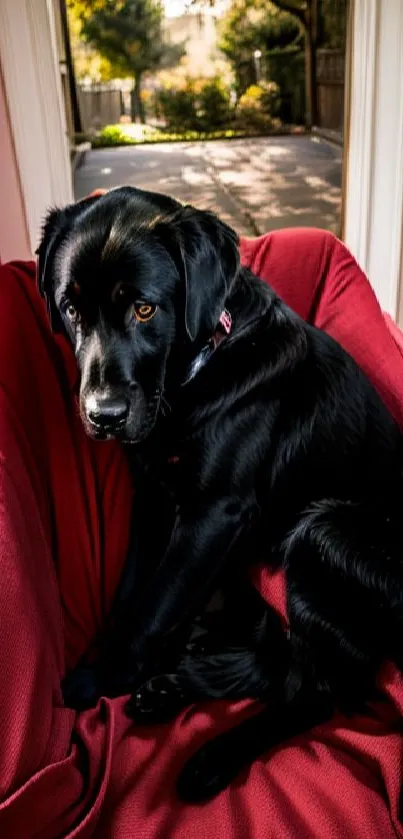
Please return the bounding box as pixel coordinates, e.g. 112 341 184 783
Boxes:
37 186 403 801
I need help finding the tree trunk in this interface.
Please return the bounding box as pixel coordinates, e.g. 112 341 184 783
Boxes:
131 76 145 124
304 0 318 128
130 81 136 122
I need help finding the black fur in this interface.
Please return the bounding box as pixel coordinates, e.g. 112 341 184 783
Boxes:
38 186 403 802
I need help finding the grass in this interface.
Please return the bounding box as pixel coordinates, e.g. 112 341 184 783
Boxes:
86 122 305 148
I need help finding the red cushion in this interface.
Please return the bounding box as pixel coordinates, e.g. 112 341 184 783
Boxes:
0 231 403 838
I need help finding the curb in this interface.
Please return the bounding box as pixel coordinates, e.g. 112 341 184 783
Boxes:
71 141 91 173
311 126 343 148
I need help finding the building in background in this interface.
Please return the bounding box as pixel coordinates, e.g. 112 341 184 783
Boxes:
164 10 222 78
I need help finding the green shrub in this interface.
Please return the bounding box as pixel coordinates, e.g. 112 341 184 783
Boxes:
95 125 128 146
93 123 160 147
155 77 235 132
198 78 233 129
156 85 199 131
236 81 280 129
93 126 247 147
259 80 281 117
91 124 295 148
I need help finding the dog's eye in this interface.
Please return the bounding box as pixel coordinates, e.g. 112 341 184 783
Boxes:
133 302 157 323
64 303 79 323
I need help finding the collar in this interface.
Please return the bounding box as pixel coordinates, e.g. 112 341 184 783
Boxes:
182 309 232 386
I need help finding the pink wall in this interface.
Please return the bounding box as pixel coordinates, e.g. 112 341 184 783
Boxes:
0 62 31 264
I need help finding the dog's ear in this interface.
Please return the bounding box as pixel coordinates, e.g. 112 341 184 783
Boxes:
168 207 240 342
36 207 69 333
37 195 101 332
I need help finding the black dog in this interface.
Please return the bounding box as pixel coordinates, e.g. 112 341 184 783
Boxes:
37 186 403 801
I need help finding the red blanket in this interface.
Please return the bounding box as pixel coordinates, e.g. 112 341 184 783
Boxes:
1 229 403 838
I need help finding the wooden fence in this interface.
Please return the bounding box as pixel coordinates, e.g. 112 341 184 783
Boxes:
264 47 345 130
78 86 124 133
316 49 345 131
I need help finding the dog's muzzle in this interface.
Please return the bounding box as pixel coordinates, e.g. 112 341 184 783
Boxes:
84 393 129 434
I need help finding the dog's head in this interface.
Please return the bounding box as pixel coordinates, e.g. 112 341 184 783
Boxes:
37 187 239 442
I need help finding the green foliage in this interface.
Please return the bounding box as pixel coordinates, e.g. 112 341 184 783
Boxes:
236 81 280 129
269 1 308 26
318 0 347 49
90 122 288 147
193 0 346 127
68 0 185 121
157 85 199 131
92 122 161 144
219 0 300 93
67 0 116 81
198 78 232 128
77 0 184 78
156 77 234 132
272 0 347 47
67 0 107 17
258 80 281 116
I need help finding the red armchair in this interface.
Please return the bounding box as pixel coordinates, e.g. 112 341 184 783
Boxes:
1 229 403 838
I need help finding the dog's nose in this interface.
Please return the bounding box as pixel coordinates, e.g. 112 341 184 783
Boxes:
85 394 129 430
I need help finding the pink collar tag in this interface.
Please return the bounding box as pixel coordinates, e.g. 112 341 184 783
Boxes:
182 308 232 386
219 309 232 334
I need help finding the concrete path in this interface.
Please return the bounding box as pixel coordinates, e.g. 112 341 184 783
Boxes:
75 135 342 238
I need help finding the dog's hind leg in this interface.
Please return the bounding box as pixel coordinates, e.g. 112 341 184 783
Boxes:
129 589 288 724
175 496 403 802
283 497 403 709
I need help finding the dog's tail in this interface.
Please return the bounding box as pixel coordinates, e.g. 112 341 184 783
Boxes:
282 497 403 703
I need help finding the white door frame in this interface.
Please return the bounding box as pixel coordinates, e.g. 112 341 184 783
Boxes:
343 0 403 322
0 0 73 256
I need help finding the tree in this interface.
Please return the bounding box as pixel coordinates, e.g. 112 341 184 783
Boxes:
318 0 347 50
197 0 321 127
219 0 299 93
269 0 318 127
67 1 116 83
68 0 184 122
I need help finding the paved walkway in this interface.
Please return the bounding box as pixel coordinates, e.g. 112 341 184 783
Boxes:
75 135 342 238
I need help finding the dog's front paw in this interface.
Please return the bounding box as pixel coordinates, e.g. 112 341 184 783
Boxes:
177 738 242 802
127 674 188 724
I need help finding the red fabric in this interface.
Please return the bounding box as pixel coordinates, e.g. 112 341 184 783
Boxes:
1 230 403 838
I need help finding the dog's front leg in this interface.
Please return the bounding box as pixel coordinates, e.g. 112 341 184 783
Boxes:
126 496 253 680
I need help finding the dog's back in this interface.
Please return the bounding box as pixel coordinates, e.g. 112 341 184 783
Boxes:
197 267 403 544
